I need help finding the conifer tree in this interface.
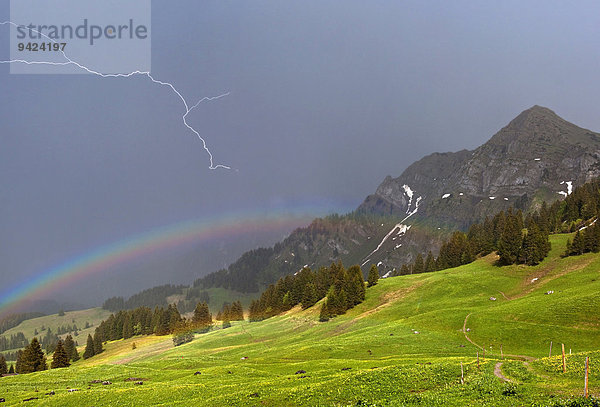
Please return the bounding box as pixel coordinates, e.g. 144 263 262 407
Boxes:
83 334 95 359
222 309 231 329
281 292 292 311
193 302 212 328
424 251 436 273
319 298 331 322
93 330 103 355
248 300 262 322
21 337 47 373
337 289 348 314
9 363 14 374
230 301 244 321
301 282 318 309
50 340 70 369
351 267 366 304
413 253 424 274
63 334 79 362
0 354 7 375
571 230 585 255
123 314 133 339
498 212 523 265
167 304 183 333
367 264 379 287
15 349 23 373
400 264 410 275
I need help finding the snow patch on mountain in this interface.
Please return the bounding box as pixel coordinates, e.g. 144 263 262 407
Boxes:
364 223 412 262
403 184 414 213
558 181 573 197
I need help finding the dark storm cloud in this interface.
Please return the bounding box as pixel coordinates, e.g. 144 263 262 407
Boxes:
1 0 599 305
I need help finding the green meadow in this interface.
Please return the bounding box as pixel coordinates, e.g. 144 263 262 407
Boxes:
1 234 599 406
2 307 111 343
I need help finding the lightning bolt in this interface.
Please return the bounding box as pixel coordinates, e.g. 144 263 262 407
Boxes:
0 20 231 170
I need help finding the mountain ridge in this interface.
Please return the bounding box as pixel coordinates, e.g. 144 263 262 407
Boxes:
135 106 600 301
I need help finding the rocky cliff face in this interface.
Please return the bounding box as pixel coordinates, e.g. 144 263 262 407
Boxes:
361 106 600 219
353 106 600 274
197 106 600 289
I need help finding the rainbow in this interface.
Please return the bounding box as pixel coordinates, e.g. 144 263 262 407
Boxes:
0 207 348 317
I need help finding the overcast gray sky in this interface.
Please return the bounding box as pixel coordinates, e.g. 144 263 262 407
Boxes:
2 1 600 307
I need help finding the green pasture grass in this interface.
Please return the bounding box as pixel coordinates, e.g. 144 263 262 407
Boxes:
2 234 599 406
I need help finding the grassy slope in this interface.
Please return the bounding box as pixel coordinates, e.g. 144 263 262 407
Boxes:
1 308 111 347
2 234 599 406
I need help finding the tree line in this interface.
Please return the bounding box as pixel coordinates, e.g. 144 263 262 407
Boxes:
0 332 27 352
215 300 244 328
0 312 45 335
565 222 600 257
394 207 552 276
1 333 80 375
102 284 186 312
247 262 372 323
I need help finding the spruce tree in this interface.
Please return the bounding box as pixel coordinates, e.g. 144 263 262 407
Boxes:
367 264 379 287
122 314 133 339
337 289 348 314
301 282 318 309
64 334 79 362
498 212 523 265
21 337 47 373
0 354 7 375
193 302 212 328
424 251 435 273
400 264 410 275
63 335 74 360
520 226 537 265
9 363 14 374
353 270 366 304
230 301 244 321
344 265 364 307
83 334 95 359
413 253 424 274
167 304 183 333
571 230 585 255
281 292 292 311
248 300 262 322
50 340 70 368
93 331 103 355
15 349 23 373
319 299 331 322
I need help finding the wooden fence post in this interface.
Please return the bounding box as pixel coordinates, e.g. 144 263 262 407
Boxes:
561 343 566 373
585 357 589 398
501 344 503 360
549 341 553 358
477 351 480 370
483 349 485 361
461 362 464 385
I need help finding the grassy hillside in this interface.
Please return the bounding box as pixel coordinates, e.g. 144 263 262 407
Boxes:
1 308 111 346
2 234 599 406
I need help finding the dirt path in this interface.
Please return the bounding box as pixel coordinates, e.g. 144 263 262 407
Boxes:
462 313 484 350
462 313 536 362
498 291 511 300
494 362 511 382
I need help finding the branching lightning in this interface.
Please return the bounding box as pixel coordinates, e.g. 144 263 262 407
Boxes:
0 20 231 170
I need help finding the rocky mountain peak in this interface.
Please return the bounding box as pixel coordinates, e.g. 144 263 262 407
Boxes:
485 105 597 151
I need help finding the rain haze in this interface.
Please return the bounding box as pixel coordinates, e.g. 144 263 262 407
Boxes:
1 1 600 308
